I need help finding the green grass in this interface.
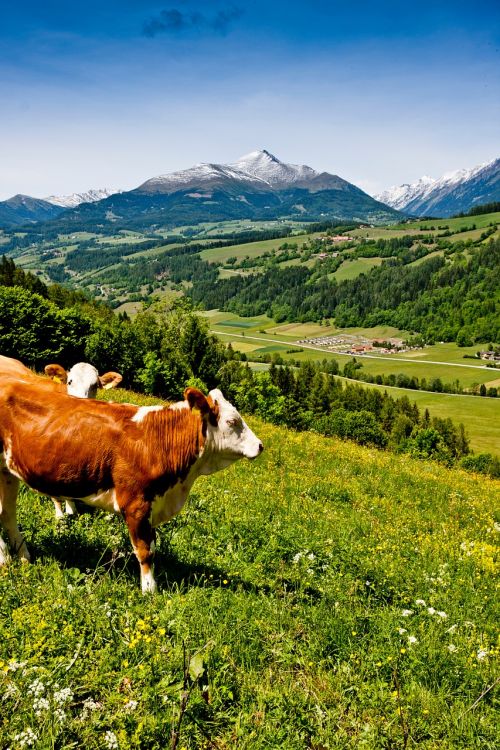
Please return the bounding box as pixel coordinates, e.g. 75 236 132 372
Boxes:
1 402 498 749
332 256 385 281
200 233 318 264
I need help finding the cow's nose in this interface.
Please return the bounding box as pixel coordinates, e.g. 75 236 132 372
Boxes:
258 442 264 453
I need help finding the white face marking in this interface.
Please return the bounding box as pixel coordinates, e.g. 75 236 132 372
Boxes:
66 363 100 399
203 389 263 473
131 405 165 423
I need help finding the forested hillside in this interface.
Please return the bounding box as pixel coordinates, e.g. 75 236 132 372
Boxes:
191 237 500 344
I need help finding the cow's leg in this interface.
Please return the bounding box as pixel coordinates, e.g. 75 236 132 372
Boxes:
123 502 157 593
0 468 30 563
52 498 65 520
52 497 77 519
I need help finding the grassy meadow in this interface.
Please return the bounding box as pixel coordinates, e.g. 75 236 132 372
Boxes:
202 313 500 454
0 395 498 749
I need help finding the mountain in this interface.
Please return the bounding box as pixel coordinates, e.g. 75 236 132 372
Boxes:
44 187 121 208
377 158 500 217
44 150 400 230
0 194 65 227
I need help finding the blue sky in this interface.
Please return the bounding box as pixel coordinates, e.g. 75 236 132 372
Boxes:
1 0 499 199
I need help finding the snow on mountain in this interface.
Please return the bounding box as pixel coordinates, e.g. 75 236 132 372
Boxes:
137 162 270 194
231 150 318 187
45 188 121 208
138 150 325 194
376 158 499 216
376 176 436 211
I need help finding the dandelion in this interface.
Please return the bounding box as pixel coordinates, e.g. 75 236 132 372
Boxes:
104 730 119 750
408 635 418 645
415 599 426 607
447 644 457 653
13 728 38 747
401 609 413 617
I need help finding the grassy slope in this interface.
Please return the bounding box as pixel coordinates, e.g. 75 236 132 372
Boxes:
1 395 498 749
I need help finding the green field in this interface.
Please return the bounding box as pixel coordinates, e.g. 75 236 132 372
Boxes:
1 400 498 749
200 233 318 264
332 256 385 281
201 314 499 454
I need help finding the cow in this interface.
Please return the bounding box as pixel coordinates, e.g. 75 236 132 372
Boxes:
0 355 122 399
0 383 263 592
0 355 123 518
44 363 122 397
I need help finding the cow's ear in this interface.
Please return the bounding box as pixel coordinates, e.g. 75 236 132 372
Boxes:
184 387 211 415
184 388 220 425
99 371 123 390
44 364 68 384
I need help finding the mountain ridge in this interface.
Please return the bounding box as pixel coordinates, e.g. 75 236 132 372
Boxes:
376 157 500 216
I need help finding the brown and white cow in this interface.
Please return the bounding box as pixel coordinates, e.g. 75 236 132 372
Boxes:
0 383 263 592
0 355 122 518
0 355 122 399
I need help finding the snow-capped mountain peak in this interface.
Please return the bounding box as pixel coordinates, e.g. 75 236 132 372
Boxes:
45 188 121 208
231 149 318 187
376 157 499 216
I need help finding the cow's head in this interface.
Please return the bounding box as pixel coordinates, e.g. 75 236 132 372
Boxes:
183 387 263 473
45 363 123 398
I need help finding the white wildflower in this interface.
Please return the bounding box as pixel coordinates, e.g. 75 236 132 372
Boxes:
80 698 102 720
53 687 73 706
408 635 418 645
13 728 38 748
415 599 426 607
104 730 119 750
427 607 436 615
307 552 315 561
401 609 413 617
33 697 50 717
123 699 138 711
307 568 314 575
476 649 488 661
398 628 407 635
54 708 67 723
3 683 19 699
27 679 45 697
7 660 26 673
447 644 457 653
446 624 458 634
436 611 448 619
292 552 302 564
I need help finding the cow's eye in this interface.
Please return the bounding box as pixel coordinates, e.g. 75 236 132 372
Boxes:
228 417 242 428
